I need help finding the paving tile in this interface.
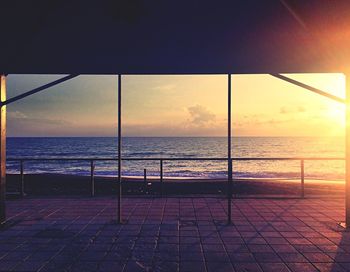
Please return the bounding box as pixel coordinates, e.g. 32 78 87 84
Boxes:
154 250 179 262
152 260 179 272
202 243 225 252
303 252 333 262
278 253 308 263
98 261 126 271
245 237 267 244
70 261 99 272
180 261 206 272
332 253 350 263
286 262 318 272
12 261 44 272
264 237 289 245
180 236 200 244
253 252 282 263
204 251 230 262
259 263 291 272
318 245 344 253
280 232 303 238
79 251 107 261
180 251 205 261
229 252 255 263
313 262 347 272
286 238 312 245
248 244 274 253
180 243 201 252
234 262 263 272
0 197 348 272
308 237 334 245
293 245 322 253
339 263 350 271
271 244 298 253
260 232 283 238
206 261 234 272
124 260 151 272
1 250 32 261
0 260 19 272
225 244 249 253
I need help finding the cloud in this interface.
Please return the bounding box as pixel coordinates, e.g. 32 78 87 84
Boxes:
233 114 293 128
123 122 225 137
250 118 290 126
280 107 289 114
152 84 176 91
298 106 306 112
187 105 216 125
280 106 307 114
8 110 71 126
7 111 27 119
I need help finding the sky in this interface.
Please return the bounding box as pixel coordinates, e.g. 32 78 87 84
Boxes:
6 73 345 137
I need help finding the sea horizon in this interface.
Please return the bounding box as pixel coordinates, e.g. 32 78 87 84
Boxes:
6 135 345 138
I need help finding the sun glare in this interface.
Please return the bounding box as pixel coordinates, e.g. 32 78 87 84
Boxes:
326 104 345 127
322 76 346 136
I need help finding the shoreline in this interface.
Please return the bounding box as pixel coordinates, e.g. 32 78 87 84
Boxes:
6 173 345 197
6 172 345 183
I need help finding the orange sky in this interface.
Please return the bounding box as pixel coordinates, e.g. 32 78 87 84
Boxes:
6 73 345 137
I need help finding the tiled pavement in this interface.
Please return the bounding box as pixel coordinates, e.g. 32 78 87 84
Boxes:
0 197 349 271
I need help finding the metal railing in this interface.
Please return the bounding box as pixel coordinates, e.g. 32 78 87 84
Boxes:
7 157 344 198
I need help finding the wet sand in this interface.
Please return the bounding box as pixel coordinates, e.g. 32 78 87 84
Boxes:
5 174 344 198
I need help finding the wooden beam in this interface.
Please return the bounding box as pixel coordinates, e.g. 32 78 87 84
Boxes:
270 74 345 104
1 74 78 106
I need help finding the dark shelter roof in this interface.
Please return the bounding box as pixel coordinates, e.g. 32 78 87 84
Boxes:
1 0 350 74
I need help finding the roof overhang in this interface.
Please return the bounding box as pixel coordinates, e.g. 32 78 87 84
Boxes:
1 0 350 74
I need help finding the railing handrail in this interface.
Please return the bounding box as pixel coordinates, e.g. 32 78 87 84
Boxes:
6 157 345 161
8 155 345 199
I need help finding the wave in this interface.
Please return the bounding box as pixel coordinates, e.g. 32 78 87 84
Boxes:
6 167 344 181
126 151 160 156
6 137 345 181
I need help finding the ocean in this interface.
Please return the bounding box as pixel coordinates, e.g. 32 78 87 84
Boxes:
6 137 345 181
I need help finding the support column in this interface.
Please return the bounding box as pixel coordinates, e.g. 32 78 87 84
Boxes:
0 75 6 224
117 74 122 224
228 74 232 224
346 74 350 228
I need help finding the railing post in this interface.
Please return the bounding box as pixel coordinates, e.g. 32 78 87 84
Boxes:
20 160 25 197
160 159 163 196
231 159 236 198
144 168 147 193
90 160 95 197
300 159 304 198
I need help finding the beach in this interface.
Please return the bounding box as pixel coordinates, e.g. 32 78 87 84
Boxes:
6 174 344 197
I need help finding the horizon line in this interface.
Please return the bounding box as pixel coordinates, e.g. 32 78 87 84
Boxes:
6 135 344 138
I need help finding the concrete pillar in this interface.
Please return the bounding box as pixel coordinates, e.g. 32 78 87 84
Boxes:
0 75 6 224
228 74 232 223
346 74 350 227
117 74 122 223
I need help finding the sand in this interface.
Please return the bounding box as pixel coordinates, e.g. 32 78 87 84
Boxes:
5 174 345 198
